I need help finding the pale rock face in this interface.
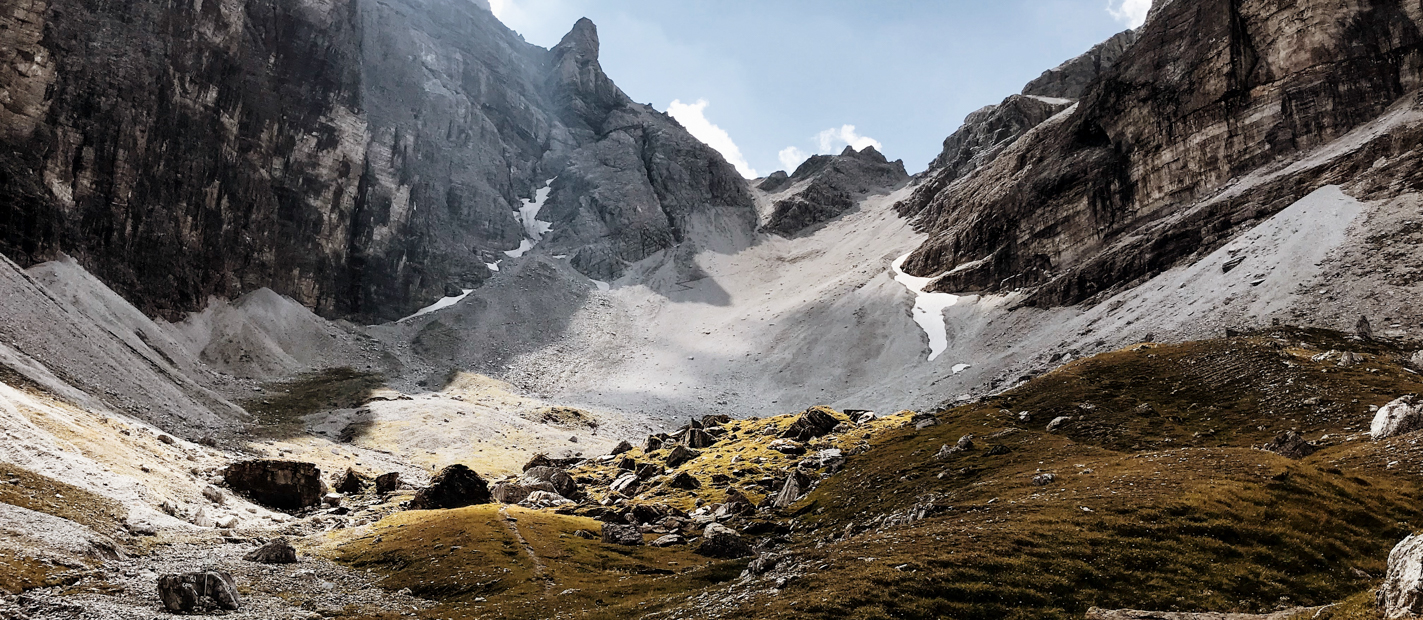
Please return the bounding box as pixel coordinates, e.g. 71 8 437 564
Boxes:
1380 534 1423 619
1371 396 1423 441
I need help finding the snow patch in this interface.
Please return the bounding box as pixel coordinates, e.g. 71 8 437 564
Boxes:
1026 95 1073 106
486 261 501 272
504 239 534 258
952 364 971 374
592 280 611 292
891 254 961 362
400 289 474 322
517 183 555 241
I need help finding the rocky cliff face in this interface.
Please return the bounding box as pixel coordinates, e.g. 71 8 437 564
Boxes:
0 0 752 321
761 146 907 237
897 0 1423 305
1020 30 1138 100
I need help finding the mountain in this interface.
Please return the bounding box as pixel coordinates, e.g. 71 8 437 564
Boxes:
759 146 909 237
896 0 1423 309
0 0 753 322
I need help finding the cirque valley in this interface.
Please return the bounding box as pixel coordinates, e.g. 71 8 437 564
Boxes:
3 0 1423 618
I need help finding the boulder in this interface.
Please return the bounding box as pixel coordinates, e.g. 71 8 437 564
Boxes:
572 529 597 540
244 539 297 564
522 454 555 472
666 445 701 468
610 440 634 456
1046 416 1073 432
716 488 755 517
1381 534 1423 619
855 411 878 424
520 491 574 508
668 472 701 490
1412 351 1423 369
685 428 716 449
702 414 732 427
650 534 685 547
780 407 840 441
770 471 811 509
333 468 367 495
522 466 582 499
1372 396 1423 441
617 456 637 470
157 571 240 613
375 472 401 495
223 461 323 511
645 435 665 452
1086 608 1334 620
1262 430 1317 459
407 464 492 510
1032 473 1056 486
635 462 664 480
696 523 754 559
492 481 554 504
1358 315 1374 340
601 523 643 546
769 439 806 455
816 448 845 472
610 472 641 496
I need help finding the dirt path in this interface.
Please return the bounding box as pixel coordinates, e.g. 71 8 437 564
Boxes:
499 506 556 593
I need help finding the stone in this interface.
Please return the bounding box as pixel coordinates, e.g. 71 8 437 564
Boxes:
855 411 878 424
572 529 597 540
1018 411 1033 422
645 435 665 452
202 485 225 505
1046 416 1073 432
522 466 582 500
817 448 845 472
610 472 641 496
601 523 643 546
757 171 791 192
244 539 297 564
1262 430 1317 459
1357 315 1375 340
610 440 634 456
375 472 401 495
1021 29 1139 99
668 472 701 490
685 428 715 449
223 460 323 512
1086 608 1335 620
985 445 1011 456
780 407 841 441
492 481 551 504
665 445 701 468
768 439 806 455
334 468 367 495
322 493 343 507
770 471 812 510
617 456 637 470
702 414 732 427
650 534 685 547
216 515 239 529
157 571 240 613
520 491 574 508
1372 396 1423 441
696 522 753 559
635 463 664 480
407 464 492 510
522 454 556 472
1411 351 1423 369
157 434 175 445
717 488 755 516
1032 473 1056 486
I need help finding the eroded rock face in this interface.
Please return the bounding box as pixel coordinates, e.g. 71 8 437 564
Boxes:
0 3 754 321
1021 30 1139 100
898 0 1423 306
157 571 240 613
407 464 492 510
223 461 323 512
762 147 908 236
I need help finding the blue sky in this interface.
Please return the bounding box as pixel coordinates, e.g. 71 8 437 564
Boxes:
490 0 1151 177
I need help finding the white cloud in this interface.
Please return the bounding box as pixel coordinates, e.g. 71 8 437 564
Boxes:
1107 0 1151 28
487 0 506 18
816 125 882 154
778 147 809 172
668 99 758 178
776 124 884 173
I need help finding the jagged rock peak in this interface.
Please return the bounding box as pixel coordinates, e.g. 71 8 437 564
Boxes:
554 17 600 58
1021 29 1139 100
762 146 908 237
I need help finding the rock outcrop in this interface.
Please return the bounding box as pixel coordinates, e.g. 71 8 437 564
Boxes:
407 464 492 510
223 461 323 512
762 147 908 236
695 522 753 559
780 407 841 441
157 571 241 613
244 539 298 565
897 0 1423 306
1021 30 1139 100
1262 430 1318 459
0 1 754 321
601 523 643 546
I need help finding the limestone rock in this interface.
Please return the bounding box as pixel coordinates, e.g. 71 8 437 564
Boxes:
635 462 664 480
223 461 323 512
1046 416 1073 433
645 435 665 452
375 473 401 495
769 439 806 455
407 464 492 510
770 471 812 510
1021 30 1139 100
157 571 240 613
610 440 634 456
757 171 791 192
1262 430 1317 459
333 468 367 496
685 428 716 449
668 472 701 490
610 472 641 496
523 454 556 472
522 466 582 500
696 522 753 559
780 407 840 441
665 445 700 468
763 147 909 236
601 523 643 546
650 534 685 547
1372 396 1423 441
1411 351 1423 369
244 539 297 564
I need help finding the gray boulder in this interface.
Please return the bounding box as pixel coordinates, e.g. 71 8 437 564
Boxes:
244 539 297 564
601 523 643 546
157 571 240 613
375 472 401 495
650 534 685 547
1372 396 1423 441
770 471 812 510
780 408 841 441
685 428 716 449
668 472 701 490
223 461 323 512
610 472 640 496
1046 416 1073 432
696 523 753 559
1262 430 1317 459
1381 534 1423 619
610 440 634 456
665 445 700 468
1411 351 1423 369
522 466 582 500
407 464 492 510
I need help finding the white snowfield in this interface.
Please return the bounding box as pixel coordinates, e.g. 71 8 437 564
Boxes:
400 289 475 322
891 253 963 362
506 178 557 259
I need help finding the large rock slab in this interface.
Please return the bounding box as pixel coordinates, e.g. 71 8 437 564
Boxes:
601 523 643 546
521 466 582 500
1372 396 1423 441
223 461 323 512
780 407 840 441
695 522 753 559
1381 534 1423 619
244 539 297 565
407 464 492 510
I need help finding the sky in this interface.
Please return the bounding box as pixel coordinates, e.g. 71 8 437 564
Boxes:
489 0 1151 178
